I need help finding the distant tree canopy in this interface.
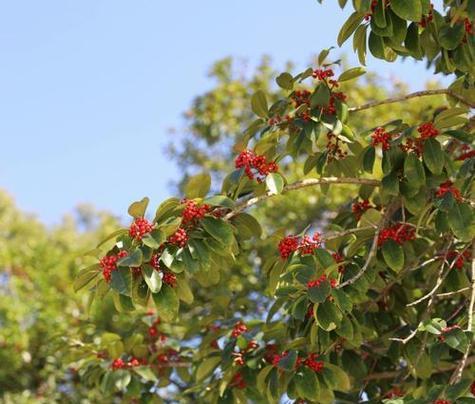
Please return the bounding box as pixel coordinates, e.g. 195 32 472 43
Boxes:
2 1 475 403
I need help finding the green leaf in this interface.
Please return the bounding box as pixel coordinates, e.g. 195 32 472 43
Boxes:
117 249 143 268
176 275 194 304
363 146 375 173
276 72 294 90
382 239 405 272
133 367 158 382
111 268 132 296
251 90 268 118
184 173 211 198
127 197 149 218
315 248 335 269
142 265 162 293
382 171 400 196
141 233 161 249
295 367 320 400
308 280 331 304
332 289 353 312
338 67 366 82
316 300 340 331
404 153 425 189
448 203 474 242
338 11 365 46
152 285 179 321
368 31 386 59
423 138 444 175
324 363 351 391
390 0 422 22
439 24 465 50
196 356 221 382
266 172 284 195
311 84 331 107
154 197 180 224
114 370 131 390
74 264 100 292
353 24 368 65
203 195 235 208
96 229 128 248
336 316 354 339
231 212 262 239
202 216 234 246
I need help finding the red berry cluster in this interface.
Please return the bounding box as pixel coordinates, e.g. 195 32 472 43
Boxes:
471 380 475 396
419 3 434 27
435 180 462 202
418 122 439 139
377 223 416 247
321 92 347 115
129 218 154 241
168 228 189 247
465 18 474 35
182 199 211 225
455 143 475 161
162 271 177 288
150 252 161 270
384 387 404 399
100 250 128 282
278 233 322 259
352 199 372 220
401 122 439 156
307 274 337 289
447 250 471 270
326 132 348 162
370 127 392 151
433 400 451 404
111 357 142 370
400 137 424 157
272 351 324 373
312 68 334 80
235 149 279 182
230 372 246 389
303 353 324 373
156 348 181 365
231 321 248 338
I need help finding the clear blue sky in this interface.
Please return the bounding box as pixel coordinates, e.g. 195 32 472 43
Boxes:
0 0 445 225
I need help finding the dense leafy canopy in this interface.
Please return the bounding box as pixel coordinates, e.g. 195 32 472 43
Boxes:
2 1 475 403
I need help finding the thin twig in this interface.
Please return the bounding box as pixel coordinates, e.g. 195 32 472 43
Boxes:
437 287 471 298
349 89 475 112
337 200 398 289
225 177 380 219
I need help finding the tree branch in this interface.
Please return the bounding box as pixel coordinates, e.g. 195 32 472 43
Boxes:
336 200 399 289
225 177 380 220
349 89 475 112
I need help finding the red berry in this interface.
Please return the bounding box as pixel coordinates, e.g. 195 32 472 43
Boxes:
235 149 279 182
378 223 415 247
231 321 248 338
435 180 462 202
111 358 125 370
230 372 246 389
162 271 177 288
371 127 392 151
168 228 188 248
129 218 154 241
